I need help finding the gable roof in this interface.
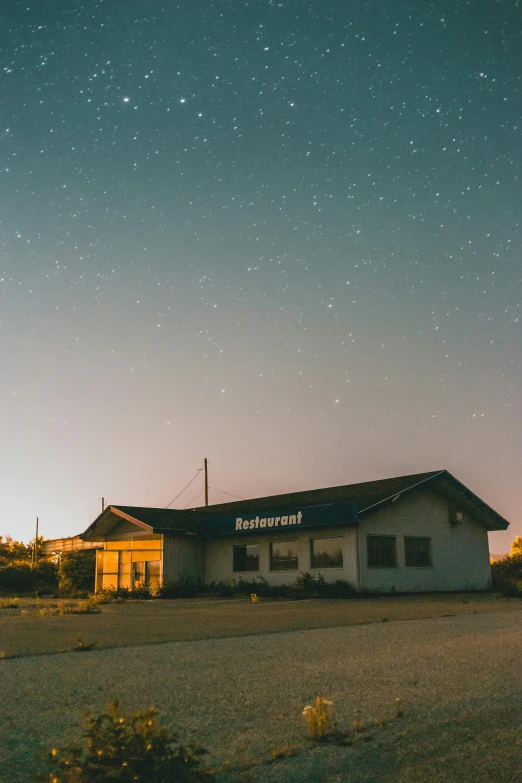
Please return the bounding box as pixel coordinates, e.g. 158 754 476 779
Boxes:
81 469 509 541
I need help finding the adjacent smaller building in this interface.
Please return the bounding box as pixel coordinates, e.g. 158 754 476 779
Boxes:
80 469 509 594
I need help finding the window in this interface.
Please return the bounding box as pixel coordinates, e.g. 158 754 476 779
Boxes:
270 540 298 570
132 561 145 586
146 560 161 589
233 544 259 572
96 550 104 591
310 537 343 568
101 550 119 589
118 551 132 590
405 537 432 567
367 535 397 568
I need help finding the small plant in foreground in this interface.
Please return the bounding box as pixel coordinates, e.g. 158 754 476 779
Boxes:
270 746 300 760
394 698 404 718
71 637 97 652
302 696 335 740
44 700 213 782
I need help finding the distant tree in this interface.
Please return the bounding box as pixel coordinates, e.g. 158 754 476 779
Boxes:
59 549 96 595
491 550 522 597
0 535 31 564
0 535 58 594
0 559 59 595
510 537 522 557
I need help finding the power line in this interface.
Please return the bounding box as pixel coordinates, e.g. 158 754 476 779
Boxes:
210 487 245 500
164 469 202 509
183 490 204 509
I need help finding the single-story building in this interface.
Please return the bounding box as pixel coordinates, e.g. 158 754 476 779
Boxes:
80 469 509 594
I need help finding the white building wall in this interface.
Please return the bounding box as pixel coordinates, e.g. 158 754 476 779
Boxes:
203 526 358 586
358 490 491 592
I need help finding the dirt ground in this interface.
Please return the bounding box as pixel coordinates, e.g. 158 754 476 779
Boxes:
0 592 520 658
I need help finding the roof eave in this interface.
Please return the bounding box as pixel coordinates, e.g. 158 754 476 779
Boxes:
81 506 154 541
359 470 509 531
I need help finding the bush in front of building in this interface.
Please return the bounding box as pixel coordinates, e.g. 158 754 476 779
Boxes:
293 572 358 599
158 576 201 599
156 575 359 601
491 553 522 597
91 585 155 603
43 700 213 782
0 560 59 596
59 550 96 596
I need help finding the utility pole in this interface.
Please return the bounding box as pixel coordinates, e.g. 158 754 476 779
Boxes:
204 458 209 506
31 516 39 568
102 497 105 512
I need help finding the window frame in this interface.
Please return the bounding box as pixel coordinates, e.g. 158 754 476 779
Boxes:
269 539 299 571
232 543 260 573
366 534 397 569
404 536 433 568
309 536 344 569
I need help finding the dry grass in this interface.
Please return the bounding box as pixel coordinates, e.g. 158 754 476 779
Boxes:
70 636 97 652
38 600 101 617
0 593 519 660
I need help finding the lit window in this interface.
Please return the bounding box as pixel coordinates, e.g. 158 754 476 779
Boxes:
101 550 119 590
367 535 397 568
146 560 161 589
118 551 132 590
233 544 259 572
404 537 432 567
270 540 298 570
310 537 343 568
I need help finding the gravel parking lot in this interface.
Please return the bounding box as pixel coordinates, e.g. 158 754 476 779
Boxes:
0 603 521 782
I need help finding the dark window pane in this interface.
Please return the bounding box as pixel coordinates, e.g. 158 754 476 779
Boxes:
367 535 397 568
405 537 432 567
270 540 298 570
233 544 259 572
132 561 145 586
310 537 343 568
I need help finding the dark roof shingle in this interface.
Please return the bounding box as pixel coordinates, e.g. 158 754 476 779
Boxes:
82 469 508 538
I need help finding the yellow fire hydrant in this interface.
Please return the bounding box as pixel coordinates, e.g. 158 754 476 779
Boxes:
250 593 259 604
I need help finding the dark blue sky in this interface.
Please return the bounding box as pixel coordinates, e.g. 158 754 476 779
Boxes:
1 0 520 550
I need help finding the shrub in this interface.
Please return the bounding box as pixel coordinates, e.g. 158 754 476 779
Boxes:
91 585 154 602
491 554 522 597
158 576 200 599
59 551 96 596
44 700 212 782
0 535 32 564
155 575 359 601
124 583 153 600
293 572 358 599
0 563 34 594
0 560 59 595
302 697 335 740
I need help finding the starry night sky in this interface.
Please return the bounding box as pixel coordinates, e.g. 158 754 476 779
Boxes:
1 1 520 551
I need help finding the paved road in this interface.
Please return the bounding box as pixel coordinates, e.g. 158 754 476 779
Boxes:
0 609 521 782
